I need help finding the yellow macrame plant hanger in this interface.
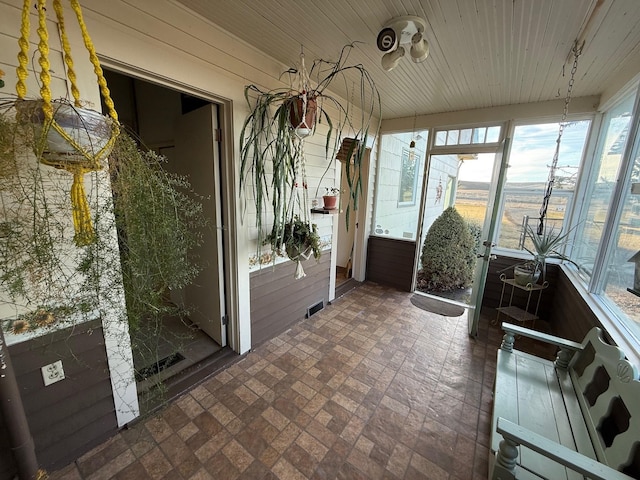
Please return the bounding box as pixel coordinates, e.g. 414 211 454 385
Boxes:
15 0 120 246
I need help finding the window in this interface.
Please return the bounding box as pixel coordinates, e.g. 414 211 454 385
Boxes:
434 125 501 146
497 121 591 250
398 148 419 206
574 93 636 276
591 89 640 345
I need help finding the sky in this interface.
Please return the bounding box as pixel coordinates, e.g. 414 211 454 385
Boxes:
457 120 591 183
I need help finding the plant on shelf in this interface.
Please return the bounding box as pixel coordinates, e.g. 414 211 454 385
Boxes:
323 186 340 210
512 224 578 286
240 44 380 270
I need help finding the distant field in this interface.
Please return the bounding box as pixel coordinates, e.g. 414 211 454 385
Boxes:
455 182 573 250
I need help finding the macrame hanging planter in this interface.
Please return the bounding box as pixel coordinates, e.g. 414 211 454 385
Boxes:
14 0 120 246
537 41 582 235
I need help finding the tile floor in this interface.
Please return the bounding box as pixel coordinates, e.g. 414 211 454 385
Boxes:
49 282 554 480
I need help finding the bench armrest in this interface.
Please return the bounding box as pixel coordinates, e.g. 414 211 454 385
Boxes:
501 323 583 350
500 323 583 368
494 417 635 480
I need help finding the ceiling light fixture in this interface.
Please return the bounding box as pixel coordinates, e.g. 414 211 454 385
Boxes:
377 16 429 71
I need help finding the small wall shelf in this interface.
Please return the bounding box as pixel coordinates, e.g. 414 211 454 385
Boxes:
311 207 339 215
495 273 548 329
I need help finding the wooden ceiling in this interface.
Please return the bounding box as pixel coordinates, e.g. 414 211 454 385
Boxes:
175 0 640 120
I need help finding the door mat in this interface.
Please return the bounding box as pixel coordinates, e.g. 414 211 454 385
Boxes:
410 294 466 317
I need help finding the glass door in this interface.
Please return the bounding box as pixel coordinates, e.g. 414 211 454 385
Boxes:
467 141 510 335
414 125 507 335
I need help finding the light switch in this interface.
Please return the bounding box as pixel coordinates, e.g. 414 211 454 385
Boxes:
41 360 65 386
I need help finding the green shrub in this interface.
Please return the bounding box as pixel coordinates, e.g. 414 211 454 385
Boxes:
467 221 483 270
419 207 476 291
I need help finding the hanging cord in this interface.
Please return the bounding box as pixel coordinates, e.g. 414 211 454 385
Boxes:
15 0 31 99
537 40 583 235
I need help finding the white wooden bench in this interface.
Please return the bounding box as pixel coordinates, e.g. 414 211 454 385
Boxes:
490 322 640 480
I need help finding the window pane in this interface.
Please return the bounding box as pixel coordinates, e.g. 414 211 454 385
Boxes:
487 126 501 143
435 130 447 146
472 128 486 144
497 121 591 250
398 148 418 205
373 131 428 239
601 126 640 343
447 130 460 145
574 93 636 276
459 129 472 144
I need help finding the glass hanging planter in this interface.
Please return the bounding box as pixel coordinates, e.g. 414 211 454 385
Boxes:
12 0 120 246
16 99 117 164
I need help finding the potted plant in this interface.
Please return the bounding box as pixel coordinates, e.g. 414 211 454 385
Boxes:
512 224 578 286
323 186 340 210
265 215 321 279
240 44 380 260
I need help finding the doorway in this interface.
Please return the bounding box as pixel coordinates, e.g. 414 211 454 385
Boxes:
412 125 507 335
104 70 228 407
334 152 363 294
415 153 496 304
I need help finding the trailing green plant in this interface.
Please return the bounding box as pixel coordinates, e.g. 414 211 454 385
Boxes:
264 215 321 279
266 215 321 261
418 207 476 292
240 44 380 260
0 105 205 409
108 131 206 330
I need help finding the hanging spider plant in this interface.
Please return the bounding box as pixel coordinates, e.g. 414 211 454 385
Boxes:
240 44 380 266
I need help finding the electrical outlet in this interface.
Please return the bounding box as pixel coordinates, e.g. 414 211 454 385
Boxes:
41 360 65 386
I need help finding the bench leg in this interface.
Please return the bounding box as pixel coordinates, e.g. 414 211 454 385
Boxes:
554 347 573 369
492 437 518 480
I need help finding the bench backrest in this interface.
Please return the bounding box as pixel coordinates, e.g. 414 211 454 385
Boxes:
569 327 640 478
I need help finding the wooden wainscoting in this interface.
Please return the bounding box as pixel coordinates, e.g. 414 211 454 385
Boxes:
250 252 331 347
482 256 558 322
483 257 601 343
549 268 600 342
6 319 118 471
0 408 16 480
366 237 417 292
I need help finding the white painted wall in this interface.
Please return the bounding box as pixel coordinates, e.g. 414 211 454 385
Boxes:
373 132 427 240
1 0 380 361
422 154 460 235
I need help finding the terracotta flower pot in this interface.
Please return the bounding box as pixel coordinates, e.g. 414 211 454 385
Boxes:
289 95 317 138
323 195 338 210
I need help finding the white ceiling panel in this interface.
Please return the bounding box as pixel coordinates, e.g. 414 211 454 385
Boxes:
175 0 640 119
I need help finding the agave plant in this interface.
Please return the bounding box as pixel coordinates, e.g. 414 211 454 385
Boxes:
240 44 380 262
522 224 579 282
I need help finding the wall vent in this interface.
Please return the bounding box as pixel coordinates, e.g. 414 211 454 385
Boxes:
306 300 324 318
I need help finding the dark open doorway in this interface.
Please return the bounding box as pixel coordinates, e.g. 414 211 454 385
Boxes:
103 69 231 412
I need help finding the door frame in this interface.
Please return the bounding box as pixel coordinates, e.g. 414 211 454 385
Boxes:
412 124 509 331
98 58 242 352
